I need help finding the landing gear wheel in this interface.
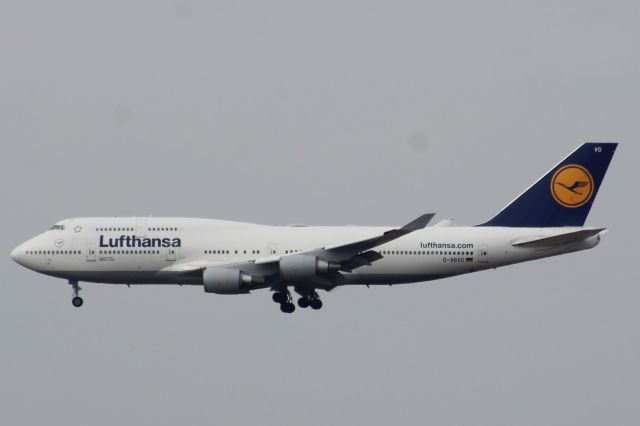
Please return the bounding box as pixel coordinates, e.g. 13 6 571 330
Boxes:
310 298 323 310
69 280 83 308
280 303 295 314
272 292 286 304
297 297 309 308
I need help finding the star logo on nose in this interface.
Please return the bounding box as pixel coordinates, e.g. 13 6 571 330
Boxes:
73 226 83 233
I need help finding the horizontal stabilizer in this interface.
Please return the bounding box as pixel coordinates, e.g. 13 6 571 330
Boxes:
512 228 605 248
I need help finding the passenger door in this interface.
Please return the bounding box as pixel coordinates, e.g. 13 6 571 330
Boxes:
86 244 97 262
478 244 489 263
135 218 147 237
166 248 177 262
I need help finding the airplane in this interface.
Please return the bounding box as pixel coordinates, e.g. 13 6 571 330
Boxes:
10 142 617 313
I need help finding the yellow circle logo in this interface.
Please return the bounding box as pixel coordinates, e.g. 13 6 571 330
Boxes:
550 164 594 208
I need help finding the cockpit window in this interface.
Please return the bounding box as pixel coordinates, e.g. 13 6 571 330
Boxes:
49 224 65 231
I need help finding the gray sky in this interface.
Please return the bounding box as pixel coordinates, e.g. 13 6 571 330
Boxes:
1 1 638 425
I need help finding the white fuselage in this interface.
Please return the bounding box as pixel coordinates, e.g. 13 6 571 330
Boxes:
11 217 601 287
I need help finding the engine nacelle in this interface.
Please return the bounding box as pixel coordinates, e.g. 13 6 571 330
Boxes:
203 267 262 294
279 255 340 282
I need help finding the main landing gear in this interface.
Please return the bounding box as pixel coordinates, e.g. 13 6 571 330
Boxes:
271 289 324 314
297 291 322 310
272 290 295 313
70 280 83 307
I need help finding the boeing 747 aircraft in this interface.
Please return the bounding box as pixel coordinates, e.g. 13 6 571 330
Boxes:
11 143 617 313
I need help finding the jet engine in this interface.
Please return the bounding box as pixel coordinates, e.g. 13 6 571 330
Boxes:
203 267 262 294
279 255 341 282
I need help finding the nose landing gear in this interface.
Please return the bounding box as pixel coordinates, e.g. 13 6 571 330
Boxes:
70 280 83 307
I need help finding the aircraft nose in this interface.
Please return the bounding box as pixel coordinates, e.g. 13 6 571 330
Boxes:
11 244 25 265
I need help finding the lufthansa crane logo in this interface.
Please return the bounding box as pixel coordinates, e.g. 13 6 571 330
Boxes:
550 164 594 208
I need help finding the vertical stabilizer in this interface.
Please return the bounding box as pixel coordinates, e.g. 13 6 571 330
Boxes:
479 143 617 227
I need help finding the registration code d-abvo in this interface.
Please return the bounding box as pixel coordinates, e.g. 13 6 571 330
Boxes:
442 257 473 263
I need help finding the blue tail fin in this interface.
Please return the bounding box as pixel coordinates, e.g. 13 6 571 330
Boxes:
479 143 617 227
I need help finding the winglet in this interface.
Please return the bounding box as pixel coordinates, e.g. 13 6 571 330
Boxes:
401 213 435 232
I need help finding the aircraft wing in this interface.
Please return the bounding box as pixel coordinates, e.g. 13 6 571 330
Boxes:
159 213 435 285
255 213 435 265
319 213 435 259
